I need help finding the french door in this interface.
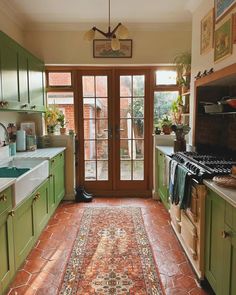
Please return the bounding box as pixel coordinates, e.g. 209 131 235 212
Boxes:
77 69 151 196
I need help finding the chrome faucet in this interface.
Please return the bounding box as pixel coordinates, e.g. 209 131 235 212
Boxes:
0 123 10 145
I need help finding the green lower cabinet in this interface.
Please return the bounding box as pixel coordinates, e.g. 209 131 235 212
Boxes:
157 150 169 210
55 163 65 205
34 180 50 238
0 210 14 295
13 193 36 270
205 189 225 295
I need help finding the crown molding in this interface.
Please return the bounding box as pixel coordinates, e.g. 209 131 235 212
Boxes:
0 0 26 29
185 0 204 13
23 22 191 32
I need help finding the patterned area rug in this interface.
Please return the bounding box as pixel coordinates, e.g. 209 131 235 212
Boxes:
59 207 163 295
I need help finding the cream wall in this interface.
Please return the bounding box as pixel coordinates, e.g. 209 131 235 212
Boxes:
0 7 24 44
23 28 192 65
189 0 236 144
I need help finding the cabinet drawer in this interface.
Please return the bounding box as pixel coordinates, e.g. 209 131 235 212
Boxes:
181 211 197 260
0 187 12 215
50 152 64 169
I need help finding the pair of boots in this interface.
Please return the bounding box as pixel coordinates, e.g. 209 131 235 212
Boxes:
75 185 93 203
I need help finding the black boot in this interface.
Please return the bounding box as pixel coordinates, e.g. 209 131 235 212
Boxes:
78 186 93 197
75 186 93 203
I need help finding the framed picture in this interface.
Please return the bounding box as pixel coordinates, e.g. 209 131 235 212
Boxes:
20 122 36 135
233 13 236 42
215 0 236 23
214 17 233 62
93 39 132 58
201 9 214 54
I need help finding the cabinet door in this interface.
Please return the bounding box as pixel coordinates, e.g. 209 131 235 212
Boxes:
205 189 225 295
0 34 19 108
18 48 29 107
0 211 14 295
34 180 50 237
157 151 169 209
13 194 36 269
49 171 57 215
28 55 45 111
55 163 65 205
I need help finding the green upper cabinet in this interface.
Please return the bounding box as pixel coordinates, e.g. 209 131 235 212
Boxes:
0 31 45 112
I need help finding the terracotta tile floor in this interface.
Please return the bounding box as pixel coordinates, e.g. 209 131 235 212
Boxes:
8 198 212 295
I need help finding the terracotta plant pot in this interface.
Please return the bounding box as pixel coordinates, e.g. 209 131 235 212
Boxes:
162 125 171 135
60 128 66 135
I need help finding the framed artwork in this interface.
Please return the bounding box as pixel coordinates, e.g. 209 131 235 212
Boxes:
233 13 236 42
20 122 36 135
214 17 233 62
93 39 132 58
215 0 236 22
201 9 214 54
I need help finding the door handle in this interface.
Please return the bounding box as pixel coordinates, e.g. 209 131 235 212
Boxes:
115 126 124 139
103 128 113 139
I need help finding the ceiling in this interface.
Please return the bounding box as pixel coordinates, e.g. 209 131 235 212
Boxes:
0 0 200 29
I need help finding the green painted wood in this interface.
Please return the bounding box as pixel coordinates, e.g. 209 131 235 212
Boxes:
157 150 169 210
55 162 65 205
205 189 225 295
0 209 14 295
0 187 12 215
13 193 36 270
18 48 29 106
34 180 50 238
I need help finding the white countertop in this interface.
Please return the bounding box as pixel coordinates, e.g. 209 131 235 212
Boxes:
204 180 236 208
156 145 174 156
0 178 15 193
14 147 66 159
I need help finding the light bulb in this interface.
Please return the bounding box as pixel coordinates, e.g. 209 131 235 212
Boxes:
117 24 129 39
111 37 120 51
84 29 95 41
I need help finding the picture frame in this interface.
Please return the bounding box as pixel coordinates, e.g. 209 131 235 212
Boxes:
93 39 132 58
215 0 236 23
20 122 36 135
201 9 214 54
214 17 233 62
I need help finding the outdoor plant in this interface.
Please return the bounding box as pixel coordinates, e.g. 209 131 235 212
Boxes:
57 111 67 128
171 95 183 125
173 51 191 88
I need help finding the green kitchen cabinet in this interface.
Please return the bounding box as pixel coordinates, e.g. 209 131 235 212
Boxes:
0 33 19 110
49 152 65 214
0 31 45 112
157 149 169 210
34 180 50 238
205 188 225 295
0 187 14 295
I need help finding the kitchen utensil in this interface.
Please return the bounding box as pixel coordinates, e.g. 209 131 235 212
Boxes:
213 175 236 189
202 102 224 113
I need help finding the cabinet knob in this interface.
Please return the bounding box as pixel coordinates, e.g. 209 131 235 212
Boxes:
48 173 53 178
31 105 36 109
21 104 27 108
0 193 7 202
0 101 8 108
60 153 62 157
51 159 55 163
222 231 230 239
8 210 15 217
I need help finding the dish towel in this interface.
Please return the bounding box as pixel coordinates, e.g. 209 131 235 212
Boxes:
169 160 178 203
163 156 171 187
173 165 191 209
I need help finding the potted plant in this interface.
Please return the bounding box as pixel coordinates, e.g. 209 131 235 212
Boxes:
57 111 67 134
171 95 183 125
173 51 191 92
158 115 172 135
45 105 61 134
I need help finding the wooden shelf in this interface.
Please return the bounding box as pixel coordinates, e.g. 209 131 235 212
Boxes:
182 91 190 96
199 111 236 116
182 113 190 116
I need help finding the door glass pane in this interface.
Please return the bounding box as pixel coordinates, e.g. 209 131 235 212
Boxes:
96 120 108 139
84 120 95 139
84 141 96 160
120 98 132 118
120 161 132 180
120 140 132 159
97 161 108 180
82 76 95 97
133 161 144 180
120 76 132 97
83 98 95 118
133 119 144 139
133 75 145 96
96 76 108 97
85 161 96 181
97 140 108 160
96 98 108 118
133 98 144 118
134 140 144 160
120 119 132 139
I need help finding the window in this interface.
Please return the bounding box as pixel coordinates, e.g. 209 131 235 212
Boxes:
47 92 75 131
153 91 179 128
155 70 177 85
48 72 72 87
